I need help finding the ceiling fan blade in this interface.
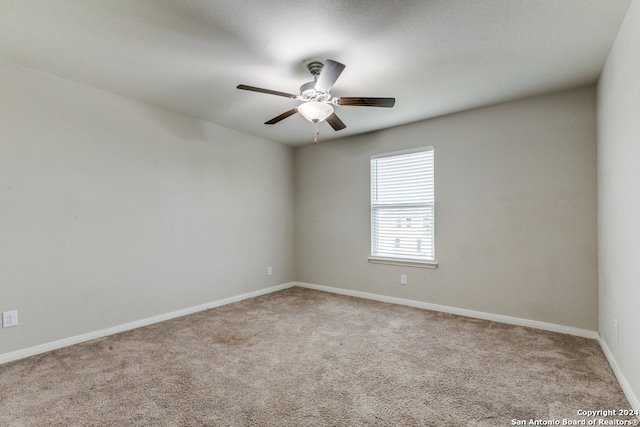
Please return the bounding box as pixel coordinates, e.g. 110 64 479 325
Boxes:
314 60 346 93
265 108 298 125
326 113 346 131
336 97 396 107
237 84 298 99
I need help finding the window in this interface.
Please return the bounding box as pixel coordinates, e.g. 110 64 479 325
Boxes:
370 147 436 267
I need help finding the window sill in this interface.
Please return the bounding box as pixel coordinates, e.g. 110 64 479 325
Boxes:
368 256 438 269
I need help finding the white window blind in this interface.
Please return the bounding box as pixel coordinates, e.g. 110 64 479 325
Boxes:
371 147 435 262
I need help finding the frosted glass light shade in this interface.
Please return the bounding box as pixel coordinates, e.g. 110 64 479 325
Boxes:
298 102 334 123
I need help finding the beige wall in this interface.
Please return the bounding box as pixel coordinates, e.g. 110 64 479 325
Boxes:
0 61 600 357
296 86 598 330
598 0 640 407
0 61 295 355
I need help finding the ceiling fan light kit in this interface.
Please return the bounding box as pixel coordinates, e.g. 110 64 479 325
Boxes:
236 59 395 138
298 101 334 123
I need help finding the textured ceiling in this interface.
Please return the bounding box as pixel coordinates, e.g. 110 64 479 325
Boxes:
0 0 632 146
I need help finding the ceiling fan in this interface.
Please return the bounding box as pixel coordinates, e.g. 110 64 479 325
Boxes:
237 59 395 132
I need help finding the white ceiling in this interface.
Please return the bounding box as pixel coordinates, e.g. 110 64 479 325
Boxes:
0 0 632 146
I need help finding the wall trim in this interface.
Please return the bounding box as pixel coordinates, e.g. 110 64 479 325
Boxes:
4 280 636 412
295 282 599 339
291 285 640 412
598 337 640 415
0 282 296 365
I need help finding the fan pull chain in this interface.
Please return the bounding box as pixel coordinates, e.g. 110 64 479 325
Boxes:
314 127 319 144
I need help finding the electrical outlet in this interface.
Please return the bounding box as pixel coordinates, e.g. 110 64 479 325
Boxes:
400 274 408 285
2 310 18 328
614 319 618 340
267 266 273 276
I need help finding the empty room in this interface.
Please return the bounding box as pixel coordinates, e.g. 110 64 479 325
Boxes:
1 1 639 425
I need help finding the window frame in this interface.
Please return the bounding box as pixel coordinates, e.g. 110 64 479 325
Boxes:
368 146 438 269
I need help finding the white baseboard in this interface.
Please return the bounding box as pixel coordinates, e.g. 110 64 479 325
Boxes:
4 280 637 414
598 337 640 415
1 281 600 364
296 282 640 410
0 282 296 365
295 282 599 339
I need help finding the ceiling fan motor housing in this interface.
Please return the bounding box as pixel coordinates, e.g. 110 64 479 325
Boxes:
300 60 331 102
300 80 316 94
299 81 331 102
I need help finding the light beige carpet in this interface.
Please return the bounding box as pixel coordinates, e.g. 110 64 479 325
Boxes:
0 287 634 426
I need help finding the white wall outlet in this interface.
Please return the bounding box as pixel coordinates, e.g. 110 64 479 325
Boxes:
267 266 273 276
2 310 18 328
400 274 408 285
